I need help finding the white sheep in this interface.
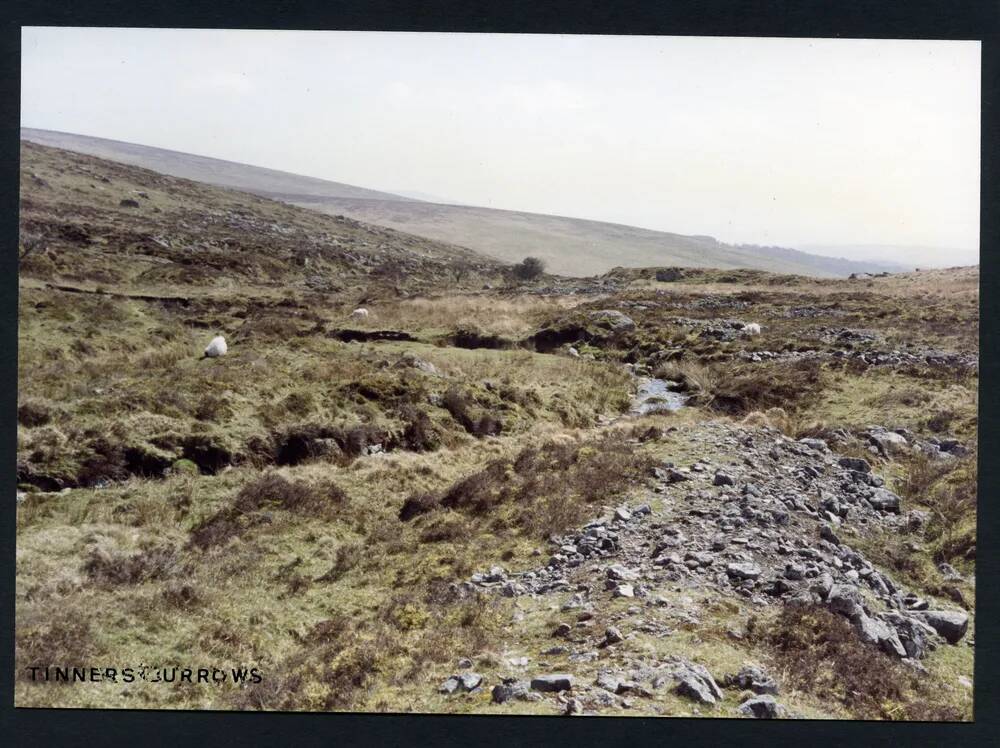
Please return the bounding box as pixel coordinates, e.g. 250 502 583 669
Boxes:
350 308 370 320
203 335 228 358
743 322 762 336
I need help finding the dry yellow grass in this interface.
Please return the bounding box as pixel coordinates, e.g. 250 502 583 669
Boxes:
359 294 586 337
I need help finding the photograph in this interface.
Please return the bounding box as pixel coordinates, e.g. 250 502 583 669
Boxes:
15 28 979 720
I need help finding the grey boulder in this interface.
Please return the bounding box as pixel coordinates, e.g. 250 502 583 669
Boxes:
914 610 970 644
868 488 902 513
530 674 575 692
672 663 723 705
738 695 784 719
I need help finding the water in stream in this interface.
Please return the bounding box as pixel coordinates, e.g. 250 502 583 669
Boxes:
630 377 689 415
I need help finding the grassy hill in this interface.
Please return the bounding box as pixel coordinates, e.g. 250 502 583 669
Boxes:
21 128 906 278
286 196 909 278
17 140 502 300
20 127 413 202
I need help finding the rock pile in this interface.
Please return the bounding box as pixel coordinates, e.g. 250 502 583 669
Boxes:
466 421 970 676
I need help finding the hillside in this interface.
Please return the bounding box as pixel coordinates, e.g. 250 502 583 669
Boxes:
17 140 503 299
16 137 976 721
20 128 906 278
281 197 909 278
20 127 414 202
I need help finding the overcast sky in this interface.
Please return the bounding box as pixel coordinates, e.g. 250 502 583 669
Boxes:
21 28 980 266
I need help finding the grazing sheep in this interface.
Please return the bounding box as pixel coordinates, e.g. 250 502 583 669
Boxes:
203 335 228 358
743 322 762 336
350 308 370 320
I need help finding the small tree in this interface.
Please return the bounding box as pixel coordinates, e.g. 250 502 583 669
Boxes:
513 256 546 280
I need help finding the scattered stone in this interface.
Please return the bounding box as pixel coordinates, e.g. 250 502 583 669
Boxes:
613 583 635 598
672 662 723 705
604 626 624 645
491 679 534 704
606 564 638 581
531 674 576 692
725 665 778 695
595 672 622 693
665 468 690 483
589 309 636 331
868 488 901 513
439 672 483 694
396 351 442 376
881 612 936 659
819 525 841 546
854 613 907 658
866 427 909 457
738 694 783 719
798 438 829 452
713 470 735 487
784 563 806 581
938 563 964 582
913 610 970 644
838 457 871 473
726 562 762 581
827 584 865 619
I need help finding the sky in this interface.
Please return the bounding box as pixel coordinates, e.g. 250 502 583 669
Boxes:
21 28 981 266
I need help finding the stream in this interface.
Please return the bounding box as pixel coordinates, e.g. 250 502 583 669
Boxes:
629 377 689 416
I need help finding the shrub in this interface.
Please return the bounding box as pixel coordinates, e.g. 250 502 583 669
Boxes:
711 359 823 415
189 473 347 549
399 406 439 452
438 460 509 515
653 360 721 405
896 451 954 503
398 492 439 521
339 423 391 456
926 409 957 433
280 390 314 418
416 432 654 537
16 606 100 680
512 256 546 280
418 512 471 543
232 630 389 712
18 399 53 427
232 473 346 515
442 387 503 438
82 544 181 586
315 543 363 582
657 358 824 416
194 393 234 423
753 605 969 720
162 581 202 608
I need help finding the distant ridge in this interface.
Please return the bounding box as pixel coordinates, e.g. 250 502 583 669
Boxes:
20 127 412 202
20 127 907 278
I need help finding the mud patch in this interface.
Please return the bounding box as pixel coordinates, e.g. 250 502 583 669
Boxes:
328 329 416 343
180 435 233 474
527 324 595 353
447 329 516 350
